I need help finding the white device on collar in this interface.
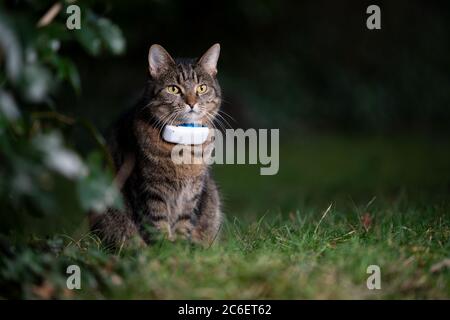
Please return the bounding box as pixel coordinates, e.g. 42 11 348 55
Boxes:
162 124 210 145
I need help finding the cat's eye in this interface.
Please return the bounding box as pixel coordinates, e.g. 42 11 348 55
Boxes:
166 85 181 95
196 84 208 94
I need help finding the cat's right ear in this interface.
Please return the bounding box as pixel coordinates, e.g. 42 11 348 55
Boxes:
148 44 175 78
198 43 220 77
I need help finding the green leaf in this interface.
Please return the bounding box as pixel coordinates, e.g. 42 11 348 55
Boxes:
96 18 126 55
54 57 81 94
77 152 123 212
73 13 125 56
74 25 102 56
0 90 21 121
64 59 81 94
0 13 23 84
20 62 53 103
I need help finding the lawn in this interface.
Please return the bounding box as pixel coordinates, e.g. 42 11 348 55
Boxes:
1 135 449 299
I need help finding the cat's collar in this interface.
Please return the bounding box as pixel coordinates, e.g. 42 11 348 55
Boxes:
162 123 209 145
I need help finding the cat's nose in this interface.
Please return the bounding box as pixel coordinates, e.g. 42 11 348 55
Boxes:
185 95 197 108
186 102 197 112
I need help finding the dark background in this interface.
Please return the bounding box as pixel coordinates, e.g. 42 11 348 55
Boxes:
59 0 450 140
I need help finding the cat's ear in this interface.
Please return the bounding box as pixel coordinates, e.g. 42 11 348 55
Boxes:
198 43 220 76
148 44 175 78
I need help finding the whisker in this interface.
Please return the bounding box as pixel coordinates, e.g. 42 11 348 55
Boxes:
218 109 237 124
215 112 233 129
202 111 215 130
205 111 224 132
209 111 228 132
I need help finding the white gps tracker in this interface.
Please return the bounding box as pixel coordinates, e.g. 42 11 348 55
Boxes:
162 123 210 145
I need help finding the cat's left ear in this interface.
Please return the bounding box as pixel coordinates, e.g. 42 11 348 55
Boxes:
148 44 176 78
198 43 220 77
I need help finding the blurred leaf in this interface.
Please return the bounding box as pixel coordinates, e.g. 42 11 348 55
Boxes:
96 18 126 55
0 0 125 237
361 212 373 232
33 132 88 179
0 14 23 84
77 152 123 212
31 280 55 299
20 62 53 103
63 59 81 94
0 90 21 122
74 11 125 56
52 57 81 94
74 25 102 56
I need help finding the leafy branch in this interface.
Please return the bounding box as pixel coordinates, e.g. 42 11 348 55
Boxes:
0 1 125 235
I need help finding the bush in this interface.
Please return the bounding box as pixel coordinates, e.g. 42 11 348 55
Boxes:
0 0 125 236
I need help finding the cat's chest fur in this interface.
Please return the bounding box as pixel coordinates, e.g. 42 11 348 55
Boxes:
131 118 208 222
165 178 203 220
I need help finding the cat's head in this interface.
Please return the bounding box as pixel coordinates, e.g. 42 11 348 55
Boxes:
145 44 221 127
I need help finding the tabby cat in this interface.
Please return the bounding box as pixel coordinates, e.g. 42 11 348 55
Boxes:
89 44 223 248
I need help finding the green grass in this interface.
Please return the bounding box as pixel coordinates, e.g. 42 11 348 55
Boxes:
1 135 450 299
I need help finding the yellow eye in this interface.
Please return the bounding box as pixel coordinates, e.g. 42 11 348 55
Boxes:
196 84 208 94
167 85 180 94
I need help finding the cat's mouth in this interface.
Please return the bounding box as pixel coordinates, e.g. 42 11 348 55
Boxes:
179 111 205 124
